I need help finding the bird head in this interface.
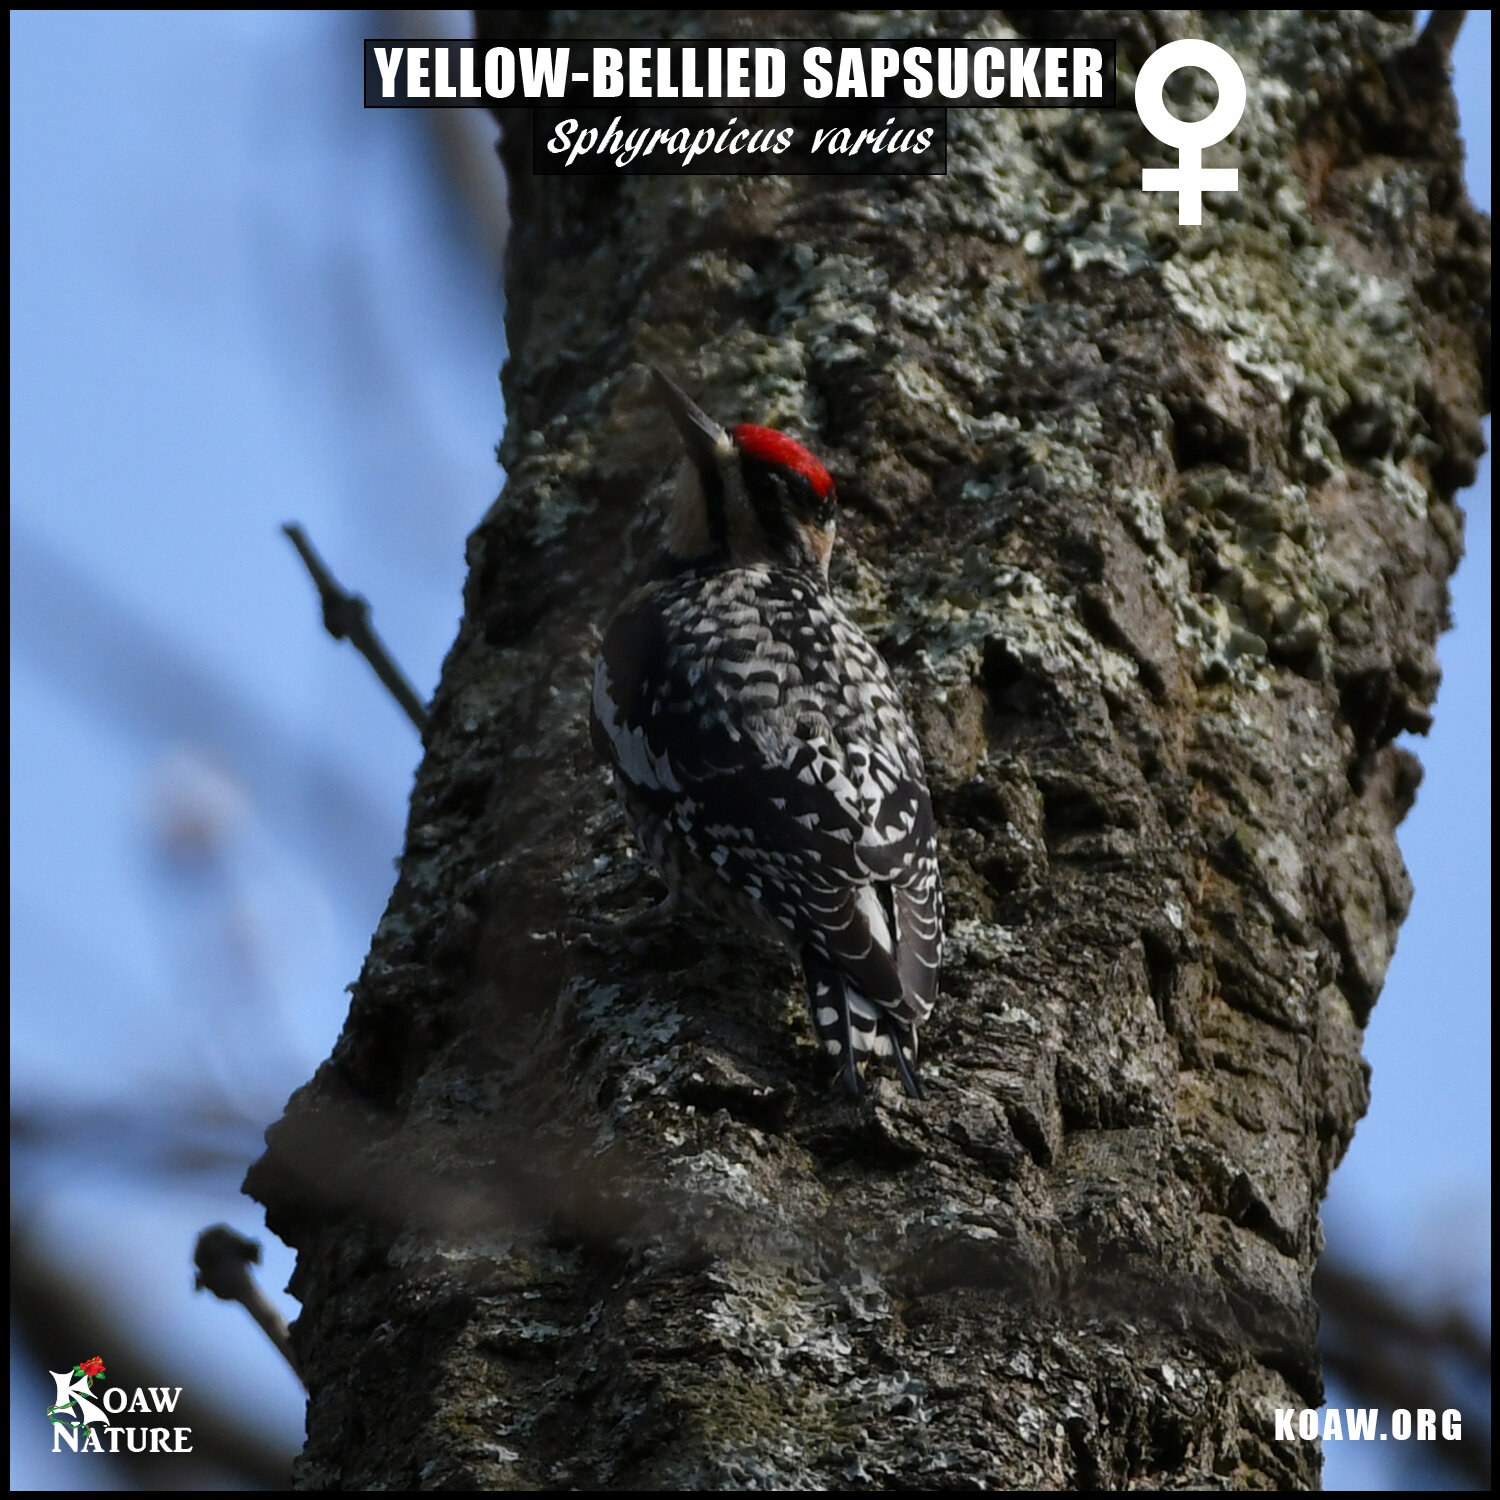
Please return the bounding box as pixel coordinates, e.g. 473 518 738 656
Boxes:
651 368 837 579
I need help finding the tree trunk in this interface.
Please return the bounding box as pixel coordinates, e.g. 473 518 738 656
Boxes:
249 11 1488 1489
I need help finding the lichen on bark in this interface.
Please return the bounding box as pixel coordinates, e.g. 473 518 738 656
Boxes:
249 10 1488 1489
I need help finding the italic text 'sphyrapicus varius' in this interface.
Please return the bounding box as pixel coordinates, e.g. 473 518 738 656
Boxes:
591 370 942 1097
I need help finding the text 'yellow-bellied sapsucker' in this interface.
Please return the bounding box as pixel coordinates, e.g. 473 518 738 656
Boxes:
590 370 942 1098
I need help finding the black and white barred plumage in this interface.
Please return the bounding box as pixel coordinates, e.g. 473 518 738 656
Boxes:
590 370 942 1097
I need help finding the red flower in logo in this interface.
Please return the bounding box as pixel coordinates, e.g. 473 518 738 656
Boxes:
78 1356 105 1379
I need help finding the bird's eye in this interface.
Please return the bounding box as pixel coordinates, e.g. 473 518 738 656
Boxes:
786 473 826 520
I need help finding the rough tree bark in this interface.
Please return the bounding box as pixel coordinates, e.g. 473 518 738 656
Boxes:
249 10 1488 1489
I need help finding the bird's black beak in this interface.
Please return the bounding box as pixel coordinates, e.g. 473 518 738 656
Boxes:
650 367 730 479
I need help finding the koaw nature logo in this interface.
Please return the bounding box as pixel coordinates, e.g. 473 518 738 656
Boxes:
47 1355 194 1454
48 1355 108 1426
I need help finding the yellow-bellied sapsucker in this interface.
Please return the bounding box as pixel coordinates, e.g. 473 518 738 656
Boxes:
591 370 941 1098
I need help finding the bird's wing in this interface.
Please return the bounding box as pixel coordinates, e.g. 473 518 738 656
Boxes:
594 583 940 1014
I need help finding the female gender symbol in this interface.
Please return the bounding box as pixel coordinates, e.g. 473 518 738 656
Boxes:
1136 39 1246 226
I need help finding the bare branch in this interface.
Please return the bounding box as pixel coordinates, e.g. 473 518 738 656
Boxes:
282 522 429 733
194 1225 302 1384
1417 10 1467 63
1317 1259 1491 1487
1318 1259 1491 1375
12 1221 294 1487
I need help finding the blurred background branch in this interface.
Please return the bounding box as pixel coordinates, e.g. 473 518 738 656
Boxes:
1317 1257 1492 1487
282 522 429 732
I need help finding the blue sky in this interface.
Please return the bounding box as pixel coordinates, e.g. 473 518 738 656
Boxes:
10 11 1489 1490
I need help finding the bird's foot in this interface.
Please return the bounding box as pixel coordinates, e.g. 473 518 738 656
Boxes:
566 890 682 951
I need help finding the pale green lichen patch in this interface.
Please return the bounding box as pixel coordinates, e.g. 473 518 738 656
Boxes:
1162 244 1406 413
878 551 1139 697
490 395 613 549
1061 202 1161 277
1227 821 1309 929
789 267 893 373
1121 463 1346 683
704 1271 856 1376
1293 395 1342 481
1184 469 1341 661
946 915 1022 966
572 977 683 1056
1370 455 1430 522
672 1151 770 1214
682 1264 934 1485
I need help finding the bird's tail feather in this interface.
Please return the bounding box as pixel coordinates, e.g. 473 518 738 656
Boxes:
802 952 924 1099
